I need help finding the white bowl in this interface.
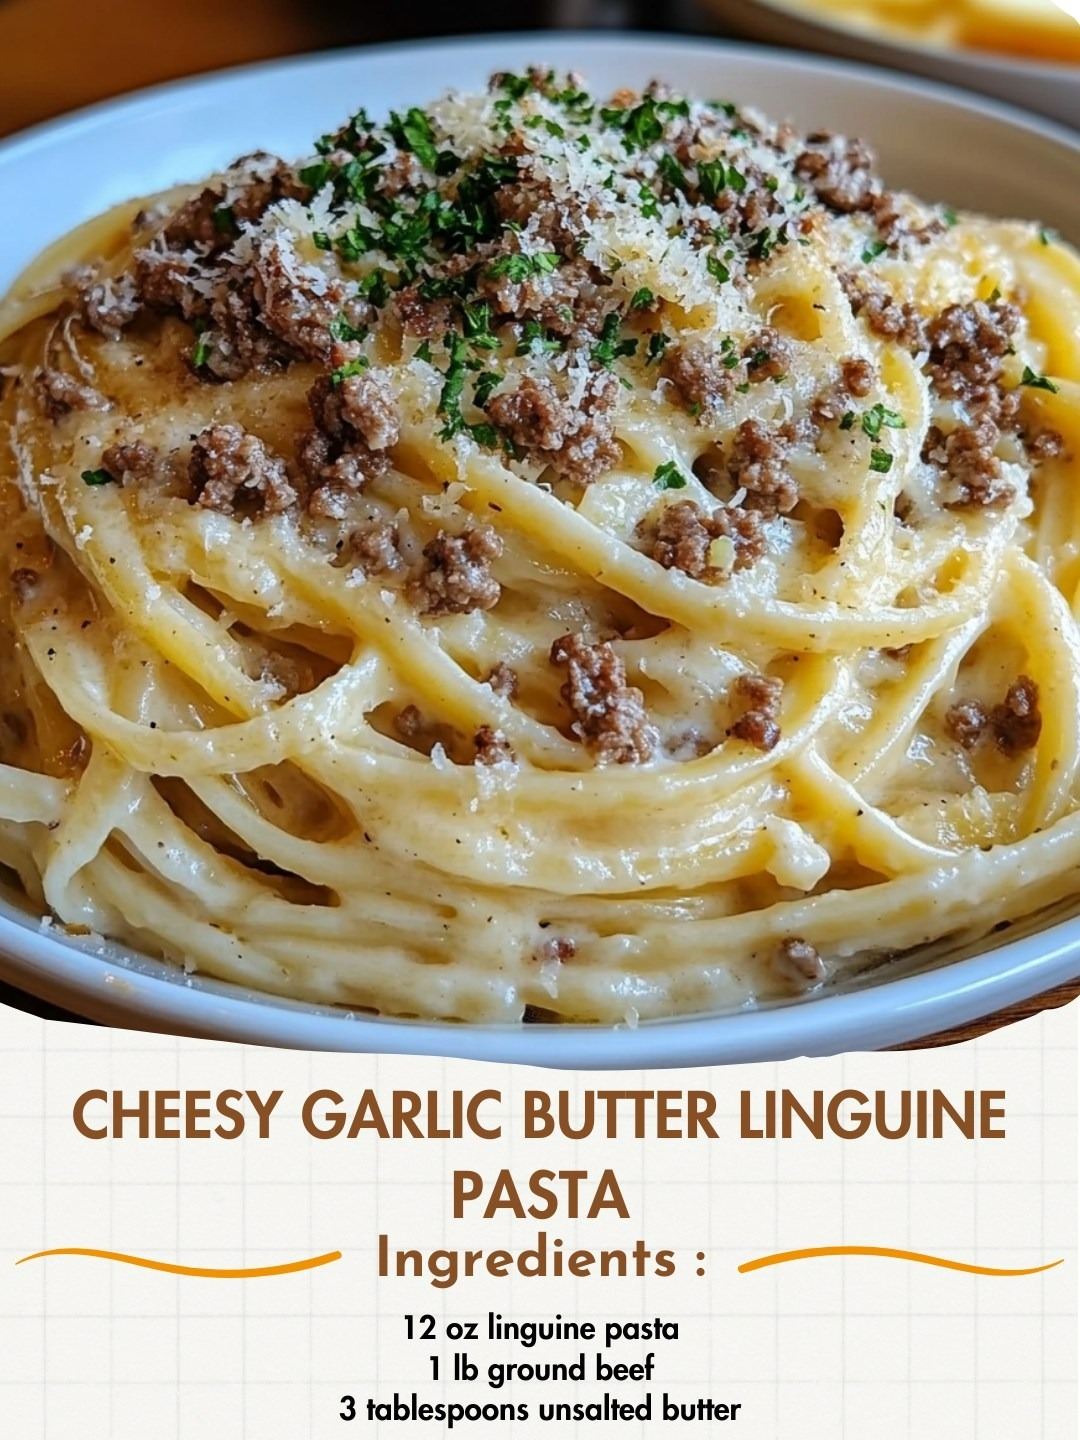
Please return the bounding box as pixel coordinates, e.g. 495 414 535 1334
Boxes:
2 34 1080 1062
712 0 1080 129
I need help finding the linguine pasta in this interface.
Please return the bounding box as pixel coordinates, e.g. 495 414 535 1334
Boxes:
2 71 1080 1025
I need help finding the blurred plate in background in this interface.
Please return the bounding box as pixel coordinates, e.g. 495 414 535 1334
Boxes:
710 0 1080 127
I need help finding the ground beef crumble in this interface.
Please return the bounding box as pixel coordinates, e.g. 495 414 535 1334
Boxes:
550 633 656 765
411 525 503 615
486 372 620 486
662 339 740 415
346 522 402 575
190 424 297 516
35 368 107 419
775 937 825 987
648 498 765 580
795 133 879 213
945 676 1041 757
101 440 162 486
922 420 1016 510
485 661 519 698
299 356 400 513
840 273 927 351
727 419 798 516
474 725 516 765
161 153 309 255
728 672 783 752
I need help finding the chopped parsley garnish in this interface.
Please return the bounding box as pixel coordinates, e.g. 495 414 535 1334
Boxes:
468 423 499 449
496 72 531 101
600 94 688 152
212 205 236 235
839 411 856 431
861 403 906 439
725 165 747 195
191 332 211 368
697 160 726 204
312 231 332 252
707 255 730 285
591 312 637 369
357 269 391 308
861 239 888 263
1021 366 1059 393
988 285 1002 302
329 314 368 343
388 107 440 171
415 340 433 364
646 332 671 365
461 301 501 351
869 447 893 473
300 159 334 192
330 357 370 386
943 207 959 227
630 288 655 310
653 461 687 490
516 320 563 356
81 469 115 486
657 153 688 194
638 185 661 220
486 251 561 282
524 114 566 140
1040 227 1056 246
473 370 502 406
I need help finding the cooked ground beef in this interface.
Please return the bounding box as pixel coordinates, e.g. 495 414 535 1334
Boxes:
347 522 402 575
247 237 354 363
649 498 766 579
412 525 503 615
1028 429 1066 462
132 248 208 321
395 285 456 339
662 339 742 415
486 372 620 485
795 133 879 213
728 419 798 516
926 300 1021 402
729 672 783 752
190 424 297 516
840 273 927 351
101 440 162 485
550 632 656 765
944 698 988 750
474 725 516 765
485 661 519 698
493 175 596 254
394 704 424 739
534 935 577 963
35 368 107 419
945 677 1041 757
775 937 825 986
299 360 400 511
74 269 142 340
923 421 1016 509
991 676 1041 757
477 254 610 340
745 328 792 384
811 355 877 426
161 153 308 255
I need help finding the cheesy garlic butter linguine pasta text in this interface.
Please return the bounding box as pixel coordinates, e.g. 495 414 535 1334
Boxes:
2 71 1080 1023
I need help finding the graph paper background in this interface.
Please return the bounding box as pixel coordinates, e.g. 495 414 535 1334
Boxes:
0 1000 1074 1440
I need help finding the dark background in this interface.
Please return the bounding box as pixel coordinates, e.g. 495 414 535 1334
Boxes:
0 0 718 138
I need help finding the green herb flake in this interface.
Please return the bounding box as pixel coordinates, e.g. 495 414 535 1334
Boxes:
630 288 655 311
839 411 856 431
861 403 906 439
1039 227 1056 246
591 312 637 369
943 207 959 227
862 239 888 263
461 301 501 351
388 107 440 170
646 332 671 366
330 357 370 387
657 153 688 194
1021 365 1060 393
516 320 563 357
212 205 236 235
486 251 560 283
707 255 730 285
653 460 687 490
697 159 726 205
81 468 115 487
869 447 893 473
312 231 332 252
191 333 211 368
329 314 368 343
415 340 433 364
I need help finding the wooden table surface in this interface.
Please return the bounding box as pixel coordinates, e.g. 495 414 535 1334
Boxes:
0 0 1077 1045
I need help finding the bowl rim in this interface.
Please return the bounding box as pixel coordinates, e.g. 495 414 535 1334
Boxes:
1 30 1079 1063
725 0 1080 83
